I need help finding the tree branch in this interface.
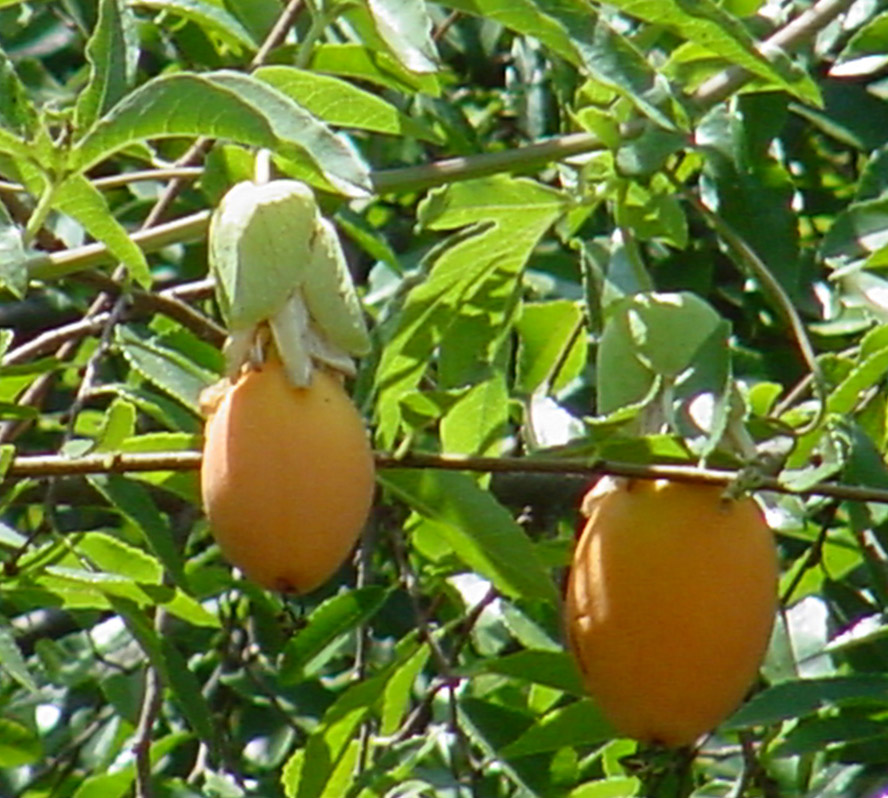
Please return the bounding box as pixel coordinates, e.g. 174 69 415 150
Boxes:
6 449 888 504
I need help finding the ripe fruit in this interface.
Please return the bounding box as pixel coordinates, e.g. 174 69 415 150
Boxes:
565 477 778 747
201 356 375 593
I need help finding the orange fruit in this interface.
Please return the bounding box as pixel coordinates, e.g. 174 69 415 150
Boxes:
565 477 778 747
201 357 375 593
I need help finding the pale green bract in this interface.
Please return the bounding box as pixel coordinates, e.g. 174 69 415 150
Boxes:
208 179 371 386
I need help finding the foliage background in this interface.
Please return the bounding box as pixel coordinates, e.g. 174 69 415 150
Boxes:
3 0 888 796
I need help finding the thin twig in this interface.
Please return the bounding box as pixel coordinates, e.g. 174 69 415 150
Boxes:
133 665 163 798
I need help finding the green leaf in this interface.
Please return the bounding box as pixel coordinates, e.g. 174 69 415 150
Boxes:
0 200 29 298
0 717 42 767
442 0 678 129
116 326 216 415
159 637 218 751
308 43 441 96
820 195 888 264
380 644 431 736
568 778 641 798
0 444 13 481
727 675 888 728
280 587 390 684
71 769 134 798
440 375 509 456
94 398 137 452
130 0 258 52
77 531 163 584
73 71 371 196
502 699 616 757
0 621 37 692
76 0 135 130
51 174 151 287
283 668 394 798
458 697 539 795
0 49 38 137
374 176 566 446
516 301 587 395
604 0 819 104
88 474 186 587
596 292 724 414
773 715 888 757
365 0 438 74
474 650 585 695
380 469 559 603
254 66 442 143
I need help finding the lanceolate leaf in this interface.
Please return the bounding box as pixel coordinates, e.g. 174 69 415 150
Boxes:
0 50 38 137
75 0 136 130
88 474 186 587
115 326 217 414
501 699 615 757
72 71 371 196
52 175 151 287
380 469 559 603
280 587 390 684
254 66 442 143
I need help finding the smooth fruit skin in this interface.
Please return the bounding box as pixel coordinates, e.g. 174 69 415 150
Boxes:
201 358 375 593
565 477 778 747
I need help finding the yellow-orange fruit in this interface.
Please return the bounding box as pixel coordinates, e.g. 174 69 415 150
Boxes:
565 477 778 747
201 358 375 593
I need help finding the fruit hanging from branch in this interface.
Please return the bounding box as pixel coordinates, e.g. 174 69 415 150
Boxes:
565 477 778 748
200 176 375 593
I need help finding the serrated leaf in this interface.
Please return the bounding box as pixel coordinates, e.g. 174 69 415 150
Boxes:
502 699 615 757
76 0 135 129
88 474 186 587
0 49 37 137
380 469 559 603
77 531 163 584
73 70 371 195
116 326 216 414
0 621 37 692
255 66 441 143
130 0 257 51
94 398 137 452
280 587 390 684
52 174 150 287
